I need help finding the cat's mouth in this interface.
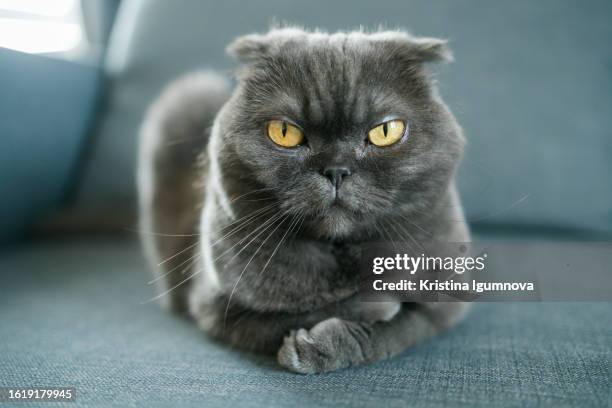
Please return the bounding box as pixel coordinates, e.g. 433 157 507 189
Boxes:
329 189 361 213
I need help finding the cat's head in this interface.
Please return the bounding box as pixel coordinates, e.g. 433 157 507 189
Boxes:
218 28 464 239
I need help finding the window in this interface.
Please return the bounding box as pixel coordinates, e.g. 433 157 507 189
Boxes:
0 0 86 58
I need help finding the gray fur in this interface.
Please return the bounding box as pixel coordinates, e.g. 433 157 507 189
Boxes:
138 28 470 373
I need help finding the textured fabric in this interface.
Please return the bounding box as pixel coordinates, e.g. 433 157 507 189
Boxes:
0 49 100 242
0 239 610 407
75 0 612 233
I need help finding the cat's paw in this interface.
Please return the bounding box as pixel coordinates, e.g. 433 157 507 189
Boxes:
277 318 369 374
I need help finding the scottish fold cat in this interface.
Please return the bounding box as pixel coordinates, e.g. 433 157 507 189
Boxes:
138 28 469 373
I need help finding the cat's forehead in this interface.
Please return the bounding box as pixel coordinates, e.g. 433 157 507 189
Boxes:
233 28 449 131
243 39 413 128
266 29 410 65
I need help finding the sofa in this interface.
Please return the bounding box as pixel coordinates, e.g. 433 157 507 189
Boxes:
1 1 610 406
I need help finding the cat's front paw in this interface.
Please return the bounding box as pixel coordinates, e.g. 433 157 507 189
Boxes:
277 318 370 374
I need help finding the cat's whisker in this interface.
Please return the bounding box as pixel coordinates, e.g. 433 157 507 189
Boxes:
386 218 424 254
241 197 278 202
142 266 203 304
180 256 201 275
289 212 306 245
149 251 201 284
374 219 391 244
384 219 404 252
376 202 429 248
127 227 200 237
157 241 199 266
226 187 277 204
466 194 529 222
150 204 278 285
369 220 386 242
396 213 433 237
222 210 288 264
217 201 278 232
377 219 399 251
256 212 303 279
200 193 276 230
213 211 283 263
223 212 291 325
210 204 278 247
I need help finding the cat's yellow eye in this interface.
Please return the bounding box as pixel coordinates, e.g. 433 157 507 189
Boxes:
267 120 304 148
367 120 406 147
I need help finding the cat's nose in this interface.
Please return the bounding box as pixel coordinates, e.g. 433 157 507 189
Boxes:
322 166 352 190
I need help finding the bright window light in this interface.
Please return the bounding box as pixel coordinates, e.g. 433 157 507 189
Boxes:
0 18 82 54
0 0 75 17
0 0 84 55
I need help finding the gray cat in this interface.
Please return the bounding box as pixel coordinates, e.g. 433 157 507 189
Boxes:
138 28 470 374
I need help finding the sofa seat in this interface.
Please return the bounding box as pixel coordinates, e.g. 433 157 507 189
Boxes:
1 238 610 407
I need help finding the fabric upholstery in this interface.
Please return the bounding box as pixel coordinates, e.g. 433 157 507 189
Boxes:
75 0 612 233
1 239 610 407
0 49 100 242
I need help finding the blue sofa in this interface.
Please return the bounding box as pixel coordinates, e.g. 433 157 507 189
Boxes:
1 1 610 406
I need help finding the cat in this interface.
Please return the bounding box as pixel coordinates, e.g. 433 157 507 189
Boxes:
138 27 470 374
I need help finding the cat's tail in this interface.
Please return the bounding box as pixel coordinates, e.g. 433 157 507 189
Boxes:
138 71 231 313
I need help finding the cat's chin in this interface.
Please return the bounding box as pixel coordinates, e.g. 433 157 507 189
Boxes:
309 205 357 239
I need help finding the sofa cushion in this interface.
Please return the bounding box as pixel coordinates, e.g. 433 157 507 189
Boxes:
0 239 610 407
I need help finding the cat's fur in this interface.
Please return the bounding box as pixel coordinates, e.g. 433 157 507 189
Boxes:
138 28 470 374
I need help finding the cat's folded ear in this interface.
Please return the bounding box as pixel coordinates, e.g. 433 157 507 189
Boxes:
226 33 270 63
226 28 308 63
371 32 453 64
227 29 453 65
404 37 454 63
